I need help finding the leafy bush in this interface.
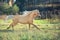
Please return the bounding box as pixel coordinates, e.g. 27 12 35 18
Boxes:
12 4 19 14
0 3 11 14
0 3 19 15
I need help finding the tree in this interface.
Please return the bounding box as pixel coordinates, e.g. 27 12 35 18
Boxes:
0 3 19 15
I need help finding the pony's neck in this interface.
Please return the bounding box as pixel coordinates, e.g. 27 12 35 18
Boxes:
28 12 35 19
23 11 32 17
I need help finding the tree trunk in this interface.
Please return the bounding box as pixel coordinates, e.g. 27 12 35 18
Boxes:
9 0 13 7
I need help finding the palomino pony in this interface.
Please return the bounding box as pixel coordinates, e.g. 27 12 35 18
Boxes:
7 9 41 30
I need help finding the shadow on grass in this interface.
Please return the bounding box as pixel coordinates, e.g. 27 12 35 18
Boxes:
40 28 60 30
0 29 29 32
0 28 60 32
0 36 3 40
0 29 14 32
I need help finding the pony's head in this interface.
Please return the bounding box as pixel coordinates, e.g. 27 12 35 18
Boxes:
31 9 41 18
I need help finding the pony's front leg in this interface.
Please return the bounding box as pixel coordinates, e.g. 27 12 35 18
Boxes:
32 24 40 30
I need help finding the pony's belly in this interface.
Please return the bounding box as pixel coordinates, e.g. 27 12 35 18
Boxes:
18 19 28 24
19 21 28 24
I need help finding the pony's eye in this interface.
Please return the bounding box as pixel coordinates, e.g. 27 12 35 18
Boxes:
34 14 36 15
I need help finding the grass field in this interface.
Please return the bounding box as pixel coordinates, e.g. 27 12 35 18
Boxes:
0 19 60 40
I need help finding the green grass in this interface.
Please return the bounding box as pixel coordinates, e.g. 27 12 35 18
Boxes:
0 19 60 40
34 20 49 24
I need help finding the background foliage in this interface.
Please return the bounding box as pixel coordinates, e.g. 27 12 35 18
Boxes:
0 3 19 15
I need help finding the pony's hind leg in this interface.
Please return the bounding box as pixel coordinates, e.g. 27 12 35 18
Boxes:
7 21 18 30
7 23 14 29
29 24 30 30
7 25 11 29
